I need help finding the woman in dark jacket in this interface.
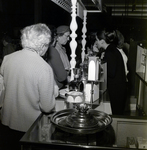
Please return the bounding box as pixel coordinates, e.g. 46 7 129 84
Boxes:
95 29 127 115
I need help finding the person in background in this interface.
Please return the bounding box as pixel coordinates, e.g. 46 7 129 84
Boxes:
115 30 129 79
86 32 97 55
86 32 105 60
0 23 58 150
43 24 57 61
47 25 71 89
92 41 105 60
115 30 130 112
95 29 127 115
107 30 129 81
2 35 16 58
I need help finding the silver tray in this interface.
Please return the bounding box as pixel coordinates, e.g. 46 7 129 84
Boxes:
50 109 112 134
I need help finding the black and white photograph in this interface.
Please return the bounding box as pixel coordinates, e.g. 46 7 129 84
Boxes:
0 0 147 150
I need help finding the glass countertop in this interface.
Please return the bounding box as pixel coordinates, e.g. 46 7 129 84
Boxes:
20 111 145 150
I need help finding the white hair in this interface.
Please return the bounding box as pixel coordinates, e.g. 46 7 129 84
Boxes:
21 23 51 53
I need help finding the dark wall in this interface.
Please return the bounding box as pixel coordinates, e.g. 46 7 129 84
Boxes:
0 0 72 38
0 0 146 42
42 0 71 27
86 13 147 42
0 0 34 37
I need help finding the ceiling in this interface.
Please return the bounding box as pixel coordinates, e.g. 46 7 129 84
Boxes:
0 0 146 41
50 0 147 41
51 0 147 19
81 0 147 19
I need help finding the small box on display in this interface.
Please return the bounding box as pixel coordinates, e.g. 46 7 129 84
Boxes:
84 83 99 103
126 137 137 148
126 137 147 149
137 137 147 149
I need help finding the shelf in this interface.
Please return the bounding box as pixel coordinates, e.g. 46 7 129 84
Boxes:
135 44 147 116
136 45 147 82
136 72 147 86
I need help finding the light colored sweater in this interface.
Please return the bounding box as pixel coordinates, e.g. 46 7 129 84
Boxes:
0 49 56 132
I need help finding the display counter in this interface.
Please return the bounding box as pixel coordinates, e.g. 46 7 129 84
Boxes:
20 111 147 150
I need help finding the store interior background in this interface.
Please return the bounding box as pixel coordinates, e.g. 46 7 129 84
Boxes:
0 0 147 115
0 0 147 41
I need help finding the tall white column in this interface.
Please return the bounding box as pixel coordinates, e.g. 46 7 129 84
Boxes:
70 0 78 81
81 10 87 62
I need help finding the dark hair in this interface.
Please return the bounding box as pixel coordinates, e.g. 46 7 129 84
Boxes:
47 25 57 45
115 30 124 49
96 30 116 44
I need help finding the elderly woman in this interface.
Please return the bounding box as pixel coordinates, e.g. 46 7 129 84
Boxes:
47 25 71 89
0 23 58 149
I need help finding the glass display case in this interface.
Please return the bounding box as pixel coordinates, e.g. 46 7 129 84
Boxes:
136 45 147 81
135 44 147 116
20 112 147 150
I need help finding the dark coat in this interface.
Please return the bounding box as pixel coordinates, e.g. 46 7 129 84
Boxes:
104 44 127 85
104 44 127 115
47 46 68 89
